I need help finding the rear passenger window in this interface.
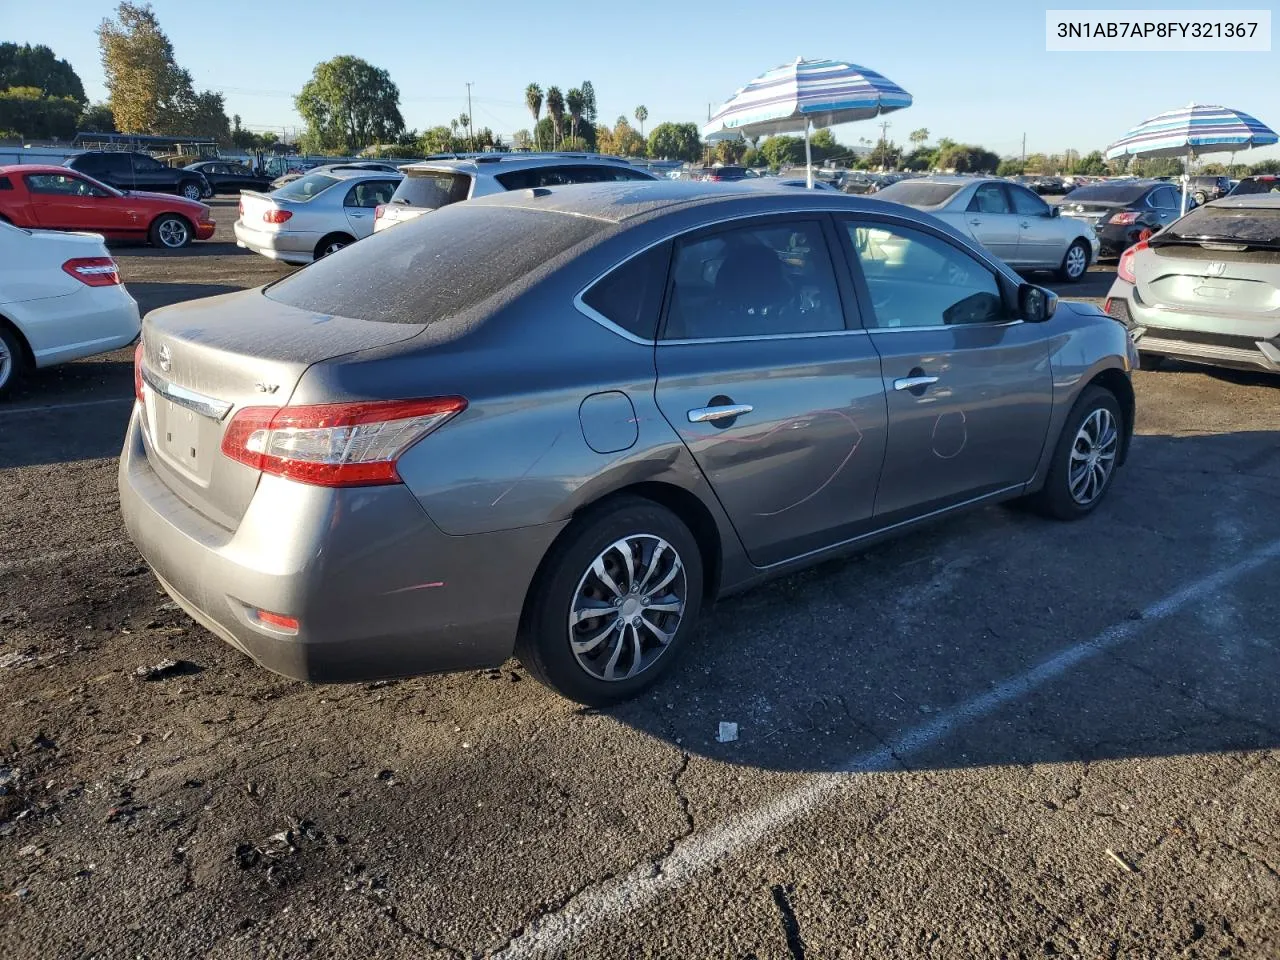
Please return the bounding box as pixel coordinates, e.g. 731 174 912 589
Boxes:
0 176 11 190
580 244 670 340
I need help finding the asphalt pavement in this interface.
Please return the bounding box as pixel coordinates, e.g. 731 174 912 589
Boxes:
1 199 1277 959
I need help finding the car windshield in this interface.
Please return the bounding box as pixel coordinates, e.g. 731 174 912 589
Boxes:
273 173 340 201
1159 205 1280 246
872 181 964 207
263 204 605 324
1066 183 1150 203
389 170 472 209
1231 178 1280 196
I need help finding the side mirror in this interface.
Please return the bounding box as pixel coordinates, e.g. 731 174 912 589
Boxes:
1019 283 1058 322
1049 205 1061 218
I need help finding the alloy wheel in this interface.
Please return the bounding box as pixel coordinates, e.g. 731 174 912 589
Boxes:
158 218 189 248
182 183 202 201
568 535 687 682
1065 244 1087 279
0 337 12 391
322 241 346 256
1068 407 1118 505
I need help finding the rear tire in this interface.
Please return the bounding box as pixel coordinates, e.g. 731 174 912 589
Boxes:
0 323 26 400
314 233 354 260
516 497 704 705
1192 190 1208 206
179 180 203 202
1027 385 1123 521
149 214 192 249
1057 239 1090 282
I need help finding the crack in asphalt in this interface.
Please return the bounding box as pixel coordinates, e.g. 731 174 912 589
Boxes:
485 749 693 958
374 900 470 959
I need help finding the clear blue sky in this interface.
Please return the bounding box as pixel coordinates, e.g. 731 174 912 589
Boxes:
9 0 1279 161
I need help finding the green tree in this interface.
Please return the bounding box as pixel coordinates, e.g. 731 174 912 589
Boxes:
759 135 805 169
741 147 762 168
0 87 80 139
512 128 532 150
566 87 584 141
936 143 999 174
98 3 225 135
634 104 648 137
545 86 565 148
908 127 929 147
867 139 902 169
1249 159 1280 175
295 55 404 154
419 125 463 154
902 146 936 171
78 101 115 133
580 81 597 126
647 121 700 161
524 83 542 149
0 43 86 103
996 159 1025 176
715 139 747 164
1074 150 1107 175
808 128 845 162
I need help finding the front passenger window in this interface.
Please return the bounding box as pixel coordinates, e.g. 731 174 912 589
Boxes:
845 222 1005 328
968 184 1011 214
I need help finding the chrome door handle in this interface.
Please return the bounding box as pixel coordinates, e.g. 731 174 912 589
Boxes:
688 404 753 423
893 376 939 391
968 218 982 225
1020 222 1032 229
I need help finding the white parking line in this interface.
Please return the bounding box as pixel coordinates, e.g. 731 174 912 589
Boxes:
0 397 133 416
497 536 1280 959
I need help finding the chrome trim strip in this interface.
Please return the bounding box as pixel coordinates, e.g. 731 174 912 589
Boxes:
141 367 234 421
866 319 1026 334
759 483 1028 571
659 328 869 346
688 403 753 423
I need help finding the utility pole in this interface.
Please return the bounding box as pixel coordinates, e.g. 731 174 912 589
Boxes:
877 120 891 170
1021 132 1026 165
465 82 475 151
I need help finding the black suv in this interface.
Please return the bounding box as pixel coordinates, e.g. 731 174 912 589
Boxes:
64 152 210 201
1187 175 1231 205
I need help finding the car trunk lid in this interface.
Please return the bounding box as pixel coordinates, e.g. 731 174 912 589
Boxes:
1135 242 1280 335
138 288 425 529
1058 199 1126 227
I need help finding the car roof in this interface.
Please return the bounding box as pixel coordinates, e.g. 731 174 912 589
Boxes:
402 153 635 175
903 175 997 185
464 179 928 225
0 163 91 176
300 167 404 181
1207 193 1280 209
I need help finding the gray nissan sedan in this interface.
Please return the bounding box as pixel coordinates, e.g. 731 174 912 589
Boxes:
120 182 1137 704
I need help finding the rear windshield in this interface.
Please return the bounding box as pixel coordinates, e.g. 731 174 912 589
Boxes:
1161 205 1280 245
389 170 472 209
1231 178 1280 196
1064 183 1149 203
872 181 964 207
263 204 605 324
274 173 340 201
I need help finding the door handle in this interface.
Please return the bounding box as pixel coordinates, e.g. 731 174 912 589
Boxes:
968 218 983 225
893 375 939 392
688 404 753 423
1020 221 1032 229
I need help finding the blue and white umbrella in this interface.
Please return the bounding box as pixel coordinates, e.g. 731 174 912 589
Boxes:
702 57 912 187
1105 103 1277 213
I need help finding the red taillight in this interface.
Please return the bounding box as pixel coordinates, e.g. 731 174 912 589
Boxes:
1108 211 1140 225
220 397 468 487
134 341 144 401
63 257 120 286
254 610 299 633
374 204 386 220
237 199 244 218
263 209 292 224
1117 239 1148 284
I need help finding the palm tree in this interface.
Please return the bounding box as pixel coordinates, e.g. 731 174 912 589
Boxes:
525 83 542 150
634 105 648 138
909 127 929 147
458 114 471 150
566 88 584 142
545 86 565 149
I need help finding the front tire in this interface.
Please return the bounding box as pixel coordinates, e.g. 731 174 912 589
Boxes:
1028 385 1123 521
1057 239 1090 282
516 498 704 705
149 214 192 249
0 324 25 400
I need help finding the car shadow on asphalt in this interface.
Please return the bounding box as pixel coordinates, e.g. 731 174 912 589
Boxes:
126 282 246 314
588 429 1280 773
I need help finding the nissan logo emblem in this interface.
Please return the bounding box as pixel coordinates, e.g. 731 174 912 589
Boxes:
158 344 172 373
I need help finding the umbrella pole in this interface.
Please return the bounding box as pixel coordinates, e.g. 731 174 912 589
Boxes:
804 120 814 189
1180 147 1190 215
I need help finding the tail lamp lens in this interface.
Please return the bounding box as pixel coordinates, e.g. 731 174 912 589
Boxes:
263 209 292 224
133 341 144 401
1108 211 1140 225
220 397 467 487
1116 239 1148 284
374 204 385 220
63 257 120 286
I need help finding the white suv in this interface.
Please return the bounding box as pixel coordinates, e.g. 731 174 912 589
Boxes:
373 153 656 232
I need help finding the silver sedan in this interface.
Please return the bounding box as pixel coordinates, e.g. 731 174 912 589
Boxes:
874 176 1100 281
234 169 403 264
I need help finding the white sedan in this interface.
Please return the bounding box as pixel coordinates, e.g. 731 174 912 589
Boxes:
0 220 141 398
873 176 1100 282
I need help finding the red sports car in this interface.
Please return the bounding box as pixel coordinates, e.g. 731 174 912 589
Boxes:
0 164 216 248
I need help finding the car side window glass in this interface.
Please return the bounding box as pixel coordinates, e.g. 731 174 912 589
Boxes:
1158 187 1179 209
346 180 397 207
844 221 1006 329
664 221 844 340
967 184 1011 214
24 174 105 197
580 244 670 340
1009 186 1049 217
107 155 130 174
132 154 163 171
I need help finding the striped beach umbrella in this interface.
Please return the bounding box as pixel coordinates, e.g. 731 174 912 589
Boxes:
701 57 912 187
1105 103 1277 213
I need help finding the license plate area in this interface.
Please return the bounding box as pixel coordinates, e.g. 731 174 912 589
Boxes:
143 386 214 482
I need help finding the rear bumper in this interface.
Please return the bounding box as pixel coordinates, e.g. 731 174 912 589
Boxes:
18 283 141 369
233 220 318 265
118 405 563 682
1105 279 1280 373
